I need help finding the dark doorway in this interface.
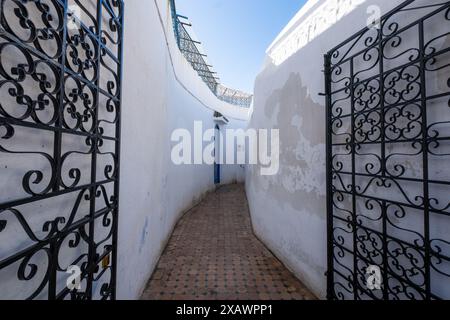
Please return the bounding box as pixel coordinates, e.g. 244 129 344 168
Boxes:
214 125 221 184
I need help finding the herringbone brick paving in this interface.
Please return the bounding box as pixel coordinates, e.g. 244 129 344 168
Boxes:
141 184 316 300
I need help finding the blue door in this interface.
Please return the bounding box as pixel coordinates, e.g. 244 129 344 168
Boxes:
214 125 220 184
214 162 221 184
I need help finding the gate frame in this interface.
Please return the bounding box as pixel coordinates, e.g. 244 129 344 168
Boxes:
324 0 450 300
0 0 124 300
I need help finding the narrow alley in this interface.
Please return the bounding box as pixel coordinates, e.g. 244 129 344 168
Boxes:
141 184 315 300
2 0 450 303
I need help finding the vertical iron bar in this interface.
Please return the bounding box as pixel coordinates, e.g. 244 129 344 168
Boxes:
47 240 58 300
350 57 358 300
324 54 334 300
419 20 431 300
110 1 125 301
86 0 104 299
53 1 68 194
378 23 389 301
48 0 69 300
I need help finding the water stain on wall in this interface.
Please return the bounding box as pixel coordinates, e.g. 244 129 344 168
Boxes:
250 72 327 217
139 217 150 254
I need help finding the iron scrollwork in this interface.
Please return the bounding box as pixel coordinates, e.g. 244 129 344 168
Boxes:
325 0 450 300
0 0 124 300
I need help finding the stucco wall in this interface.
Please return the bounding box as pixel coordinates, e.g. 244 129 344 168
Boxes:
245 0 448 299
117 0 249 299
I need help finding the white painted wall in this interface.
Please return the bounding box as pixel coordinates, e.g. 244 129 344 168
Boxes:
117 0 250 299
246 0 450 299
218 118 248 185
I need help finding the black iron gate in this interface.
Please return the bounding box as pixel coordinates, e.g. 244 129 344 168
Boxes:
0 0 123 300
325 0 450 300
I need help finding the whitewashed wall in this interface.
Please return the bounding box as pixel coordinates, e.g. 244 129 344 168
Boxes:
246 0 450 299
117 0 249 299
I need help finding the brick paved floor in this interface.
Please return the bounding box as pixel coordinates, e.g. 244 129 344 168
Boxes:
141 184 316 300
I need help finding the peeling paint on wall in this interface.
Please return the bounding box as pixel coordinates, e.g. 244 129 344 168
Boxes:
250 73 326 214
246 0 415 299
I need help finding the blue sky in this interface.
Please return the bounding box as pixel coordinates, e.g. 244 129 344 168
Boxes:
175 0 307 93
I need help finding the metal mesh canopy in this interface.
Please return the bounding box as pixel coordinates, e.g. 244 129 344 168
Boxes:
175 15 219 93
216 84 253 109
170 0 253 108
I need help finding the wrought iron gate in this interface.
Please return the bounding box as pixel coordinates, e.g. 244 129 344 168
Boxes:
325 0 450 300
0 0 123 300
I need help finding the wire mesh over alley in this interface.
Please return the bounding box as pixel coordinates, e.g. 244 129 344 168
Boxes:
142 184 316 300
